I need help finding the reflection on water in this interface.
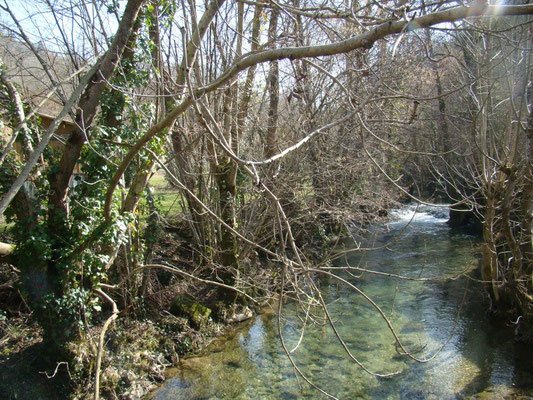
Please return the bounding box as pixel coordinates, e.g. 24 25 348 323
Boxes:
152 205 533 399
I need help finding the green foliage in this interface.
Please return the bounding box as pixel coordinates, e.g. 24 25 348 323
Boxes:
144 0 178 31
0 18 170 347
0 154 21 200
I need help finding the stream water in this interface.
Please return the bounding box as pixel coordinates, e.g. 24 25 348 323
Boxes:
151 205 533 399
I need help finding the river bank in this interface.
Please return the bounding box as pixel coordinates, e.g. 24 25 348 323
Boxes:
0 213 332 399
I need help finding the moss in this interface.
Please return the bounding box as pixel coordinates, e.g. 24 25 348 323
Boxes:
170 293 212 329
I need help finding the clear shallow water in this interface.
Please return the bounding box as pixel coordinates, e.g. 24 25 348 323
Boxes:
151 205 533 400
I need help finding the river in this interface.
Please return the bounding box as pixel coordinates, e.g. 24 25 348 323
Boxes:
150 204 533 399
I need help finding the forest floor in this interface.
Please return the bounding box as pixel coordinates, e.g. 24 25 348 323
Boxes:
0 247 258 399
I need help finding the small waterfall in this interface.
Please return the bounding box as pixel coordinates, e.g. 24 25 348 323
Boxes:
389 203 450 224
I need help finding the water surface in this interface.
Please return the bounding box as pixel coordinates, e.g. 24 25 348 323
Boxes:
152 205 533 399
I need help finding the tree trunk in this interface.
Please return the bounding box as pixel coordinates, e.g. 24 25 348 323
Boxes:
42 0 146 347
265 7 280 159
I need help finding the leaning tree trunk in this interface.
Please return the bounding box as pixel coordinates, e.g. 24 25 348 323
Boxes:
42 0 146 348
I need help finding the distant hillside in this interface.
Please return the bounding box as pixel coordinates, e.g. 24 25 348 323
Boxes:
0 34 77 118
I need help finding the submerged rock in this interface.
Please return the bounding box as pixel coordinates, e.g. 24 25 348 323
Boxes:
466 384 531 399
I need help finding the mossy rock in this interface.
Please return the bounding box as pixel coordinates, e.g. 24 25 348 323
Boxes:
466 384 531 399
170 294 211 329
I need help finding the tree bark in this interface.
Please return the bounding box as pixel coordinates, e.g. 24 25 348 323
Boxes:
48 0 146 233
266 7 280 159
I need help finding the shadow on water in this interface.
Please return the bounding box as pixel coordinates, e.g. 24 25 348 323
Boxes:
151 205 533 400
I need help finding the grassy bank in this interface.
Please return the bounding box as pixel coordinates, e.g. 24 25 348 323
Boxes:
148 171 182 216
